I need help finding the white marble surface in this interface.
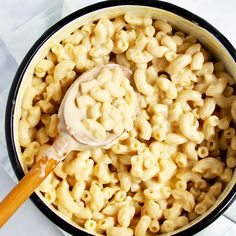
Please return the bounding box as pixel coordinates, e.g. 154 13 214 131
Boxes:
0 0 236 235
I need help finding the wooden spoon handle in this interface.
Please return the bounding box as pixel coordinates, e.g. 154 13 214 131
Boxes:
0 157 58 227
0 133 76 227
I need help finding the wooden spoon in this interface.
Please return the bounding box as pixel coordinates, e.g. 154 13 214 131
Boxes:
0 64 138 227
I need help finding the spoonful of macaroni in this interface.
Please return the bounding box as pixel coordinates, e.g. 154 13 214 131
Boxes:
0 64 139 227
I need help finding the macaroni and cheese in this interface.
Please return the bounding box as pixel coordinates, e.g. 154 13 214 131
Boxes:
18 14 236 236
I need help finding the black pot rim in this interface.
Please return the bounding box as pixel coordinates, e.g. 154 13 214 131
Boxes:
5 0 236 235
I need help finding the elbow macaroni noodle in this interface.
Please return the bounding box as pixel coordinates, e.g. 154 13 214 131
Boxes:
18 14 236 235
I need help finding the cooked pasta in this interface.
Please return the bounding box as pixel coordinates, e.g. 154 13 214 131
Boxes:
18 13 236 236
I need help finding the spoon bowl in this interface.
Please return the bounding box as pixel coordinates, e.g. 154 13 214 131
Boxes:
59 63 135 148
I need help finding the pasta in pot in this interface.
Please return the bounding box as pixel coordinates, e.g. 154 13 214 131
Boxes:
18 14 236 236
